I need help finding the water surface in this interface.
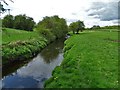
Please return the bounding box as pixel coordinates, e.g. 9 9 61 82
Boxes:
1 38 65 88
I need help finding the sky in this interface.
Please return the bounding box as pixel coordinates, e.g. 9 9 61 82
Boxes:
0 0 119 28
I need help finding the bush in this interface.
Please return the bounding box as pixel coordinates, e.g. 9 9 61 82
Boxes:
37 28 56 43
2 38 48 65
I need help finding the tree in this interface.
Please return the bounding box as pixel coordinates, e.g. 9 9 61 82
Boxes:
69 20 85 34
77 20 85 33
14 14 35 31
2 14 14 28
14 14 26 30
69 22 77 34
91 25 100 29
37 15 68 39
25 17 35 31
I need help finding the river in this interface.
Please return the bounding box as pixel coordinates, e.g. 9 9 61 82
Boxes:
1 38 65 88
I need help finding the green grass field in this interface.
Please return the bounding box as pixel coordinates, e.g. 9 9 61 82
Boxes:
2 28 40 44
45 30 118 88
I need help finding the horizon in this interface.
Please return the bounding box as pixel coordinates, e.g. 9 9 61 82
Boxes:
0 0 119 28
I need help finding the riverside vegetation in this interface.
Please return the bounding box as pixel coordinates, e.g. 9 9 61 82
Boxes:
2 28 47 65
2 15 68 65
44 29 118 88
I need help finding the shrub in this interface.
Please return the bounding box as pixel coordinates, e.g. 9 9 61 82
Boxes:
37 28 56 43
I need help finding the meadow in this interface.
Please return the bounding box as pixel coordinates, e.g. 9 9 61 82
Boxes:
2 28 39 44
44 29 118 88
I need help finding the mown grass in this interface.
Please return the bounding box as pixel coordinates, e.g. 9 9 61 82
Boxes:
2 28 39 44
44 29 118 88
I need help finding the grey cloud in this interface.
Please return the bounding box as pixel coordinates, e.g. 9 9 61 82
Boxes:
87 2 119 21
89 2 106 10
112 19 119 24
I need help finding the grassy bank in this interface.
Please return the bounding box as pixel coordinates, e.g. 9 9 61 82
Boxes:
2 28 48 65
2 28 39 44
44 30 118 88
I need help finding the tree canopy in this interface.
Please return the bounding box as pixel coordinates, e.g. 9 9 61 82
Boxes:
69 20 85 34
2 14 35 31
36 15 68 40
2 14 14 28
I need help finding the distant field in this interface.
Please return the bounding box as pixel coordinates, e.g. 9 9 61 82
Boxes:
2 28 39 44
45 29 118 88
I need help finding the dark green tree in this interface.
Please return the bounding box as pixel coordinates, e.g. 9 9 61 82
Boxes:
14 14 35 31
37 15 68 39
2 15 14 28
91 25 100 29
69 22 77 34
24 16 35 31
77 20 85 33
69 20 85 34
14 14 26 30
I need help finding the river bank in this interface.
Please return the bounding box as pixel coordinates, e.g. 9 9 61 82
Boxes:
44 30 118 88
2 28 52 66
2 38 65 88
2 37 48 65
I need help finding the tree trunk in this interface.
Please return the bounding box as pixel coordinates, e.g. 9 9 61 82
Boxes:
73 30 75 34
81 29 83 32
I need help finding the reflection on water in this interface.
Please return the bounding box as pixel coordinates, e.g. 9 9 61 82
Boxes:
41 38 64 63
2 38 65 88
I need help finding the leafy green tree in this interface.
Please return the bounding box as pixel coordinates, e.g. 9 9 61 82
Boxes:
77 20 85 33
37 15 68 39
2 15 14 28
24 16 35 31
14 14 26 30
14 14 35 31
69 22 77 34
69 20 85 34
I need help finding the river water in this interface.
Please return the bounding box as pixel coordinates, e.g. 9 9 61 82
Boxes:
1 38 65 88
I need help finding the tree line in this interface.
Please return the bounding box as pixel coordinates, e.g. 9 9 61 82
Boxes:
2 14 86 43
85 25 119 30
2 14 35 31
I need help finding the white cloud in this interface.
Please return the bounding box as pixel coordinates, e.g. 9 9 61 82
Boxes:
1 0 119 27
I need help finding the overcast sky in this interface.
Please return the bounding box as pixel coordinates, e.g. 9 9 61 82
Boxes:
1 0 119 27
